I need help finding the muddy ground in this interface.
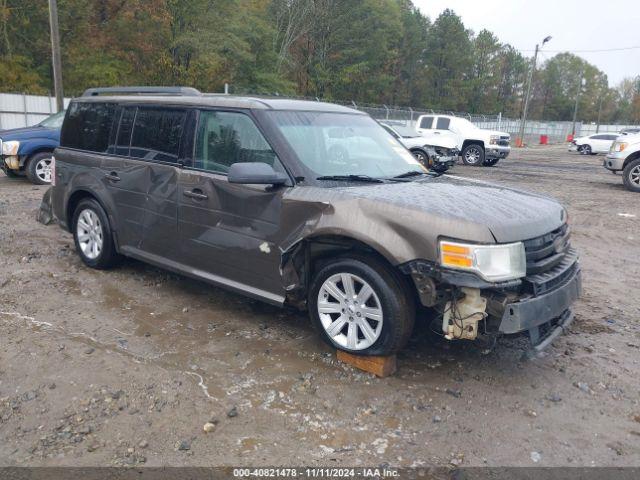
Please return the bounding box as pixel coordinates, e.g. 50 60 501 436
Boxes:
1 144 639 468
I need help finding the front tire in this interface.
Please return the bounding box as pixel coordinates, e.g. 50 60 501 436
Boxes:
461 144 485 166
309 255 415 356
25 152 54 184
483 158 499 167
622 159 640 193
2 166 20 178
72 198 121 269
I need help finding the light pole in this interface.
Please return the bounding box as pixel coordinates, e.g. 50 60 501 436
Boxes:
48 0 64 112
518 35 551 147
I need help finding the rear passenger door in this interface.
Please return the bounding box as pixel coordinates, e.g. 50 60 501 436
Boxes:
177 109 289 303
101 105 150 249
128 106 188 259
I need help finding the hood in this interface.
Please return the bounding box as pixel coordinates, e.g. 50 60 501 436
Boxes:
484 129 510 138
283 176 565 265
333 175 564 244
0 125 60 141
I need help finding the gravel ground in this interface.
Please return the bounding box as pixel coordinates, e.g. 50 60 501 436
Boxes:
1 144 639 468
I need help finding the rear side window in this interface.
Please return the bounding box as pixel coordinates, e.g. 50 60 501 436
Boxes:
436 117 451 130
419 116 433 129
130 107 186 163
61 102 117 152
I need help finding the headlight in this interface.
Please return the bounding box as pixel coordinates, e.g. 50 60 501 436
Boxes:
439 240 526 282
489 135 500 145
612 142 628 152
2 140 19 156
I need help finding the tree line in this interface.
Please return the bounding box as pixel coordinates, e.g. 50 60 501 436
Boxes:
1 0 638 123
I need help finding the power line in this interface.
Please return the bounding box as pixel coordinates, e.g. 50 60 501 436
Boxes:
518 45 640 53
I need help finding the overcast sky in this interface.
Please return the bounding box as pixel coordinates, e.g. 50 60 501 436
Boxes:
413 0 640 87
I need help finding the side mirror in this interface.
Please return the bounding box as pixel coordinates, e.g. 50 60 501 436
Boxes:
227 162 288 185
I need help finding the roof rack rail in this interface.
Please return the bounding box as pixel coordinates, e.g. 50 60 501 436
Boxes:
82 86 201 97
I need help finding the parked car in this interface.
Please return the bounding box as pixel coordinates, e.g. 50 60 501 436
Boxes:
620 128 640 135
0 109 65 184
568 133 618 155
378 122 458 172
414 114 511 167
50 87 581 355
604 133 640 192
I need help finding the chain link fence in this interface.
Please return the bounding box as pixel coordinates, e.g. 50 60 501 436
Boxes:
1 90 636 144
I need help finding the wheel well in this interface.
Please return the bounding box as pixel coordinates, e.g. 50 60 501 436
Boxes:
461 140 484 151
623 151 640 169
22 148 55 167
65 190 99 231
282 235 407 308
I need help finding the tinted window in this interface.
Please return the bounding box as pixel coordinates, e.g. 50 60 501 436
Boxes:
591 135 605 140
61 102 117 152
115 107 136 156
194 110 280 173
436 117 451 130
419 116 434 129
130 107 186 163
604 135 617 140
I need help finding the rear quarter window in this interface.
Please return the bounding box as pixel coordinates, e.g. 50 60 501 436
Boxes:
60 102 117 152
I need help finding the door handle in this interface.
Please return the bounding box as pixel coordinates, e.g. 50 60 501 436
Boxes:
105 172 120 182
183 189 208 200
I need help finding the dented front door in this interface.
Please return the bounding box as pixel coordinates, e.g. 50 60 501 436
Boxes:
177 169 287 302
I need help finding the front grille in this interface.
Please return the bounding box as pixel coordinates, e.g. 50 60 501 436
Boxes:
522 224 577 296
498 140 509 146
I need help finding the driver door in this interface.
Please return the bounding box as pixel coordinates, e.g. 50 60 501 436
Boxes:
177 109 289 302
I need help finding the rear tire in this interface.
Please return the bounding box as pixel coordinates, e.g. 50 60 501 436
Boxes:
25 152 54 185
461 144 485 166
622 159 640 193
411 149 430 169
579 145 592 155
72 198 121 269
309 255 415 356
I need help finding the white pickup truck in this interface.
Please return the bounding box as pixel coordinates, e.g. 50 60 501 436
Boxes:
415 114 511 166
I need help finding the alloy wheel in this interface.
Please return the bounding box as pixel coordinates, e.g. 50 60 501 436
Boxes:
35 157 53 183
317 273 383 351
76 209 104 260
630 165 640 186
465 147 481 164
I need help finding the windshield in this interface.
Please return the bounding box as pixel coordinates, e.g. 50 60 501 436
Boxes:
38 110 66 128
267 111 423 179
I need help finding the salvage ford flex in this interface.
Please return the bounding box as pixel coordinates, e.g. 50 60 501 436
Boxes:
50 87 582 356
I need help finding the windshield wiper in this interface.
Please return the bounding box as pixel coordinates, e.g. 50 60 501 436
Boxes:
393 170 442 180
393 170 425 179
316 175 384 183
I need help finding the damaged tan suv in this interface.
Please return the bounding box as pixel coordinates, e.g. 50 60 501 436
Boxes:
50 87 582 355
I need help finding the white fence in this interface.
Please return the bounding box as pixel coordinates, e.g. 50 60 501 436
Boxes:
0 93 71 130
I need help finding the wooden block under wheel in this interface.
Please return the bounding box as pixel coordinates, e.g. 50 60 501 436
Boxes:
336 350 397 377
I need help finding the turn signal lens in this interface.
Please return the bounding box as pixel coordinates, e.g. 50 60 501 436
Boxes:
439 240 526 282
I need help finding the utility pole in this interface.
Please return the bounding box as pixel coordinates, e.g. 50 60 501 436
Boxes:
518 36 551 147
571 67 585 137
596 85 605 133
48 0 64 112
